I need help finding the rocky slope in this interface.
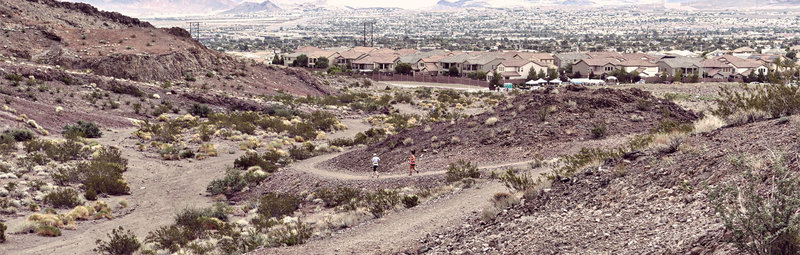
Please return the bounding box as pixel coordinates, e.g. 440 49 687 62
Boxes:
325 86 698 174
409 117 800 254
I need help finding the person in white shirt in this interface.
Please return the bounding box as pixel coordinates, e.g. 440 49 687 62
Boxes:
371 153 380 178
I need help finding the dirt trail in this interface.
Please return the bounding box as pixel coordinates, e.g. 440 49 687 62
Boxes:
254 153 543 255
4 128 240 255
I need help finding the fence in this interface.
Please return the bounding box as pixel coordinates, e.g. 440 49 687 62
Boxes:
358 73 491 87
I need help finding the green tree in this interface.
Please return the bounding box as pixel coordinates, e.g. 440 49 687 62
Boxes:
537 69 546 80
747 70 758 83
314 57 329 69
527 67 538 81
660 71 668 82
489 71 502 90
448 66 459 77
787 50 797 60
674 69 684 83
272 55 281 65
758 69 767 83
293 55 308 67
689 72 700 83
629 70 641 83
546 68 559 81
395 63 413 74
476 71 487 80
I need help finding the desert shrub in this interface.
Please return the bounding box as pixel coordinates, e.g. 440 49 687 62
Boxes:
85 188 98 201
287 122 317 140
329 138 355 147
268 221 312 246
553 134 654 179
708 153 800 255
694 115 726 134
94 226 141 255
590 123 607 139
308 111 338 132
385 113 419 132
636 99 653 111
36 225 61 237
43 188 82 209
189 104 212 118
174 206 228 236
109 82 144 97
179 150 195 159
652 132 686 155
445 160 480 182
402 195 419 208
83 149 131 195
47 139 90 162
499 168 537 192
485 117 499 126
315 186 361 210
234 152 268 170
654 119 694 133
0 222 5 243
491 192 519 210
3 129 34 141
63 120 102 138
714 83 800 119
288 143 315 160
257 193 300 219
145 225 194 253
206 168 247 197
726 109 770 127
363 189 400 217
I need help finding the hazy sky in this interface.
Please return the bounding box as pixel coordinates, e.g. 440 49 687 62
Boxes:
324 0 436 8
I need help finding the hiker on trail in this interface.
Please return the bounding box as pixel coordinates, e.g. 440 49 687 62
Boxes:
409 150 418 176
372 153 380 178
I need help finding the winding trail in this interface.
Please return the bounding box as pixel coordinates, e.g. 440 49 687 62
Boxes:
253 151 546 255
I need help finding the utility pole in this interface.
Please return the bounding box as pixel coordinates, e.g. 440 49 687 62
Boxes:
188 22 201 39
361 21 376 47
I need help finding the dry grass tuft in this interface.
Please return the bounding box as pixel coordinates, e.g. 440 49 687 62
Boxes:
693 114 725 133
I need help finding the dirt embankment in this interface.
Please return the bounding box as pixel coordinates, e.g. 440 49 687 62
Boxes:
0 0 330 96
325 86 698 174
413 117 800 254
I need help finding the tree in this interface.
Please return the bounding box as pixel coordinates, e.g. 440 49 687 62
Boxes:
747 70 758 83
395 63 413 74
537 69 546 80
689 72 700 83
527 67 538 81
476 71 487 80
572 71 582 78
758 69 767 83
787 50 797 61
293 54 309 67
315 57 329 69
272 55 281 65
448 66 459 77
489 71 502 90
546 68 559 81
660 71 668 82
609 68 629 83
565 63 574 75
589 71 597 79
674 69 684 83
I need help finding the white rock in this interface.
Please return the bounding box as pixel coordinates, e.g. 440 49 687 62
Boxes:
152 93 160 99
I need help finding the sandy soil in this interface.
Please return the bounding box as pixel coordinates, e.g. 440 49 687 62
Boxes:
2 128 241 254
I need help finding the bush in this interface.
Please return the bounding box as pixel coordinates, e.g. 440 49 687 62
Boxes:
83 147 130 195
3 129 34 141
485 117 499 126
288 144 314 160
268 221 312 246
36 225 62 237
257 193 300 219
234 152 269 170
206 168 247 197
402 195 419 208
445 160 480 182
189 104 212 118
364 189 400 217
95 226 141 255
308 111 338 132
0 222 6 243
43 188 82 209
85 188 98 201
63 120 103 138
491 192 519 210
145 225 193 253
315 186 361 210
708 153 800 255
499 168 537 192
590 123 607 139
714 83 800 119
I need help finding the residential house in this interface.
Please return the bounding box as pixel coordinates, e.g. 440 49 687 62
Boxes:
438 53 504 76
656 57 702 77
307 50 339 67
618 59 658 77
587 51 624 60
706 49 730 58
732 47 757 58
700 59 734 79
714 55 767 75
493 59 548 80
352 54 400 72
572 58 620 77
417 54 449 76
334 50 368 68
748 54 783 71
398 50 449 74
554 52 590 69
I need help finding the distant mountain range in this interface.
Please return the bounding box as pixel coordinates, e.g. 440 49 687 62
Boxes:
68 0 800 17
222 0 281 14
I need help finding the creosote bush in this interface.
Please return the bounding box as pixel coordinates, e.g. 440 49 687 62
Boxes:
257 192 300 219
364 189 400 217
714 83 800 119
499 168 537 192
95 226 141 255
43 188 82 209
445 160 480 182
63 120 103 138
708 153 800 255
315 186 361 210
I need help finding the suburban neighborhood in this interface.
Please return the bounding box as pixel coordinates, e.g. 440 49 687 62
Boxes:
278 45 797 85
